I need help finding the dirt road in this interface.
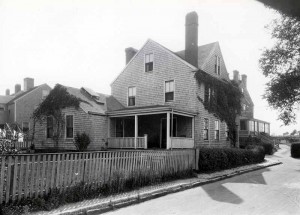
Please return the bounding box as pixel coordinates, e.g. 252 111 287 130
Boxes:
106 145 300 215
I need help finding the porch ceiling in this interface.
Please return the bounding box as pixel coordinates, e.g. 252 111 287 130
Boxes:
107 105 197 117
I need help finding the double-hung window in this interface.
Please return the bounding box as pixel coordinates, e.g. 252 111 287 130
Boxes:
214 120 220 140
215 56 221 75
165 80 174 102
22 122 29 133
145 53 154 72
128 87 136 106
204 85 210 103
203 118 209 140
47 116 53 138
66 115 74 138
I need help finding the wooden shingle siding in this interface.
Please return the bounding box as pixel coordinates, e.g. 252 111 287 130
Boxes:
111 39 230 148
112 40 198 113
34 107 107 150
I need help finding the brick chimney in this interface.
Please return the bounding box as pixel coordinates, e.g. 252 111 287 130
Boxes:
233 70 240 83
15 84 21 94
241 74 247 88
5 89 10 96
125 47 138 65
24 78 34 91
185 11 198 68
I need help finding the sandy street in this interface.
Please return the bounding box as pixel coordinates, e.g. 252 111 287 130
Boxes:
106 145 300 215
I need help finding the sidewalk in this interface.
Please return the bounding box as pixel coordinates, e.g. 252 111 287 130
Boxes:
30 158 281 215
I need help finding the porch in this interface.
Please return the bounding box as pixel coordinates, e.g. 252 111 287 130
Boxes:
239 118 270 138
107 106 196 149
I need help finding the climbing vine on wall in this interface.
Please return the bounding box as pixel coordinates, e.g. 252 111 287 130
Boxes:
32 84 84 146
194 70 243 144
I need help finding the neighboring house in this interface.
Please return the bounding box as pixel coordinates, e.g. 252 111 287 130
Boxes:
0 77 51 134
34 86 124 150
232 70 271 139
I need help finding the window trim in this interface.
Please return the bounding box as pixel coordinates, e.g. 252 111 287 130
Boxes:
22 122 30 133
65 114 74 139
203 118 209 141
144 53 154 72
215 55 221 75
127 86 136 107
164 80 175 102
46 116 54 139
214 120 220 140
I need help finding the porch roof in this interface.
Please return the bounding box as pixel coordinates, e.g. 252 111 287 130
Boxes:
107 105 197 117
240 116 270 124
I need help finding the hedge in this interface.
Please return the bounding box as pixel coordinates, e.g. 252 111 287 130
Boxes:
291 143 300 158
198 146 265 172
240 136 274 155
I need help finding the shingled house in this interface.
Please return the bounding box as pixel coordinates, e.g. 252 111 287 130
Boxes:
233 70 270 139
0 78 51 133
33 11 270 150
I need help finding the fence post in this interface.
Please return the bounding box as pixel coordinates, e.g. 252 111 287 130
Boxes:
144 134 148 149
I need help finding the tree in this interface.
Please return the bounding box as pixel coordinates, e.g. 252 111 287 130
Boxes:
259 14 300 125
291 129 297 136
32 84 83 147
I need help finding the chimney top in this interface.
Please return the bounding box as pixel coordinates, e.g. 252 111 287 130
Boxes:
24 77 34 91
241 74 247 88
5 89 10 96
15 84 21 94
233 70 240 82
125 47 138 65
185 11 199 68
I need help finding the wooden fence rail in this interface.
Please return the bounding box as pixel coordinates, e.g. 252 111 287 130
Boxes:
0 149 195 205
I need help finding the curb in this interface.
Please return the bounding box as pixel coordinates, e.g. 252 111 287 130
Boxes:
57 160 282 215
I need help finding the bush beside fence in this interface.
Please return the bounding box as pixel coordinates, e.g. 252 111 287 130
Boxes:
291 143 300 158
198 147 265 172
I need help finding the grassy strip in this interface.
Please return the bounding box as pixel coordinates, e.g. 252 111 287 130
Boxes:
0 168 194 215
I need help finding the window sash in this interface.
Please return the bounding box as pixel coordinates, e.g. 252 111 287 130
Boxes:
128 87 136 97
128 97 135 106
66 115 73 138
47 117 53 138
165 92 174 102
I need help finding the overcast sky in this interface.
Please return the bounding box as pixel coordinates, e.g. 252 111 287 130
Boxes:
0 0 298 135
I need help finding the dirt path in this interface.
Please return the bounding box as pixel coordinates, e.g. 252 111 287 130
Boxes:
106 145 300 215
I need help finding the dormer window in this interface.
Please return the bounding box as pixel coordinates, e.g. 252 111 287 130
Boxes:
165 80 174 102
215 56 221 75
145 53 154 72
128 87 136 106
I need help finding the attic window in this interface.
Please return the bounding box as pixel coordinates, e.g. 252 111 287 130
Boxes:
215 56 221 75
145 53 153 72
165 80 174 102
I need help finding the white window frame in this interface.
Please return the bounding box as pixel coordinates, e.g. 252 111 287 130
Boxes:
22 122 30 133
65 114 74 139
127 86 136 107
164 80 175 102
215 55 221 75
46 116 54 139
144 53 154 72
214 120 220 140
203 118 209 141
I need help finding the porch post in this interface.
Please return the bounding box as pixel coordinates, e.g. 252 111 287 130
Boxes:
107 117 111 138
166 112 171 149
192 116 195 142
134 115 138 149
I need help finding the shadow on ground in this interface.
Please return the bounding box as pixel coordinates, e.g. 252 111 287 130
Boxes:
200 167 271 204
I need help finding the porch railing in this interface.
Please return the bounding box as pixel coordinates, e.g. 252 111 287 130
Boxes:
107 134 148 149
170 137 194 149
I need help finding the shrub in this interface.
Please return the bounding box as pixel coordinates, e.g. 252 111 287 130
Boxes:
198 146 265 172
291 143 300 158
74 132 90 151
